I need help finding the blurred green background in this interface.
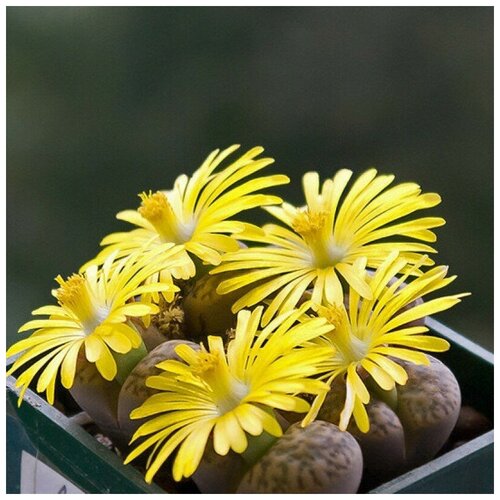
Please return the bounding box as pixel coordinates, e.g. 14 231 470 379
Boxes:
7 7 493 349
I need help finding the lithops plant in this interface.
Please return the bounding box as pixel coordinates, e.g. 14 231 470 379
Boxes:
314 354 461 482
352 398 406 483
316 378 406 484
236 421 363 493
182 273 251 338
396 355 461 469
117 339 200 441
68 350 123 444
191 441 247 494
7 145 474 494
304 252 467 435
124 306 333 487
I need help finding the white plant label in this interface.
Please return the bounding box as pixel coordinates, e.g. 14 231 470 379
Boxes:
20 451 84 494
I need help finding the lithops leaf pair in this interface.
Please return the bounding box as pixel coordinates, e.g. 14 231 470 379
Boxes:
237 421 363 493
397 356 461 469
315 355 461 483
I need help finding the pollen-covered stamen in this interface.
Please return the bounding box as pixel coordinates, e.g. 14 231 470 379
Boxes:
292 210 346 268
321 303 347 329
55 274 108 334
322 305 369 363
138 191 189 244
291 209 328 236
193 351 248 414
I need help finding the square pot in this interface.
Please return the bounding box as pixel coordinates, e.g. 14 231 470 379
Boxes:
6 318 493 494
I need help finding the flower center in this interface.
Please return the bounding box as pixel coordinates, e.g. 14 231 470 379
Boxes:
55 274 108 335
341 332 369 362
291 210 346 268
193 351 248 414
138 191 193 245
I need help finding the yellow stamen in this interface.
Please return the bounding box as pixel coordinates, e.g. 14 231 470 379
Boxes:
292 210 328 236
320 303 346 328
193 351 247 414
292 210 346 268
138 191 188 244
55 274 107 334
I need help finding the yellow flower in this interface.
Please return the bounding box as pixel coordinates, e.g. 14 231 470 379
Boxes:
124 303 333 483
212 169 445 325
303 251 469 432
95 145 289 280
7 245 184 405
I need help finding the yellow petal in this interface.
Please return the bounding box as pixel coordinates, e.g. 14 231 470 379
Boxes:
173 420 214 479
213 418 231 456
111 303 157 318
367 353 408 385
352 396 370 433
234 403 264 436
18 319 78 333
94 344 117 381
336 263 373 300
101 330 132 354
84 334 103 362
347 364 370 404
60 341 83 388
339 378 355 431
374 346 429 365
107 322 142 348
145 425 194 484
360 358 395 391
36 346 70 394
218 412 248 454
31 305 69 317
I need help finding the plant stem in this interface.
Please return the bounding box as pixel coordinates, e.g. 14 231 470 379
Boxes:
366 377 399 411
113 340 148 386
240 431 278 468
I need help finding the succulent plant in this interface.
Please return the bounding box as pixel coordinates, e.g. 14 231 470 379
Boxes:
396 355 461 469
7 145 471 493
117 339 200 441
68 350 124 446
236 420 363 493
317 378 406 484
192 442 247 493
182 273 250 338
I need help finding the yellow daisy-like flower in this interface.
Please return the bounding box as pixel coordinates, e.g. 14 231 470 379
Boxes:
124 303 333 483
95 145 289 279
212 169 445 325
303 251 469 433
7 245 185 405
